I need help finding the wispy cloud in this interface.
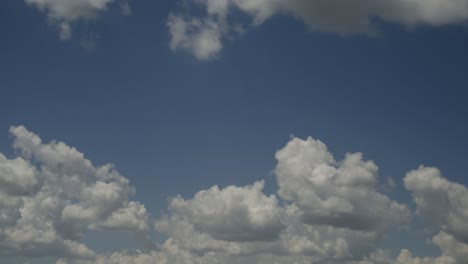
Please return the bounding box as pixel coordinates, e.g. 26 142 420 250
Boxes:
25 0 131 42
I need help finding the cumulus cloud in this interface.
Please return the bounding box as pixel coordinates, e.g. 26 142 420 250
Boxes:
275 136 411 233
0 153 39 196
168 0 468 60
164 181 284 242
399 166 468 263
404 166 468 243
4 126 468 263
25 0 130 40
147 136 413 263
0 126 149 259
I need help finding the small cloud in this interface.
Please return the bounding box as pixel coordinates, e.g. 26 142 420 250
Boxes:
167 15 223 61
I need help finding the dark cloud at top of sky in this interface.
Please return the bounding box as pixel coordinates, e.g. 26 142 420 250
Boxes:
167 0 468 60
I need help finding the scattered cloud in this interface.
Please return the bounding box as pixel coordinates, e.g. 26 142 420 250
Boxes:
168 0 468 60
2 127 468 263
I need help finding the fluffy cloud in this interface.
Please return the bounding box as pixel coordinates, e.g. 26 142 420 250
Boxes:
164 181 283 242
275 136 411 233
400 166 468 263
404 166 468 243
25 0 130 40
148 136 412 263
0 153 39 196
168 0 468 60
4 126 468 263
0 126 149 259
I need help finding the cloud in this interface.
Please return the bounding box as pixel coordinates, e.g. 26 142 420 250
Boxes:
0 126 149 259
0 153 39 196
25 0 130 40
149 136 412 263
167 15 224 61
404 166 468 244
3 126 468 263
168 0 468 60
163 181 284 242
399 166 468 263
275 136 411 232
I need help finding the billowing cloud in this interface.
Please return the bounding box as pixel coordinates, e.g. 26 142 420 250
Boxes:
149 136 412 263
275 136 411 233
168 0 468 60
3 126 468 263
0 153 39 196
404 166 468 243
400 166 468 263
25 0 130 40
0 126 149 259
164 181 284 242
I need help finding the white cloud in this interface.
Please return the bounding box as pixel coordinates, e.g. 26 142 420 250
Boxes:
4 126 468 263
167 15 224 61
168 0 468 60
0 126 149 259
25 0 129 40
148 136 413 263
164 181 283 241
275 136 411 233
0 153 39 196
432 231 468 263
404 166 468 243
401 166 468 263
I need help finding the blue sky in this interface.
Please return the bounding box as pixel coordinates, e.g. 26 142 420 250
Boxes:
1 1 468 263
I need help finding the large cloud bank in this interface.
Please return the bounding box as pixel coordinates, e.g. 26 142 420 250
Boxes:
1 126 468 263
168 0 468 60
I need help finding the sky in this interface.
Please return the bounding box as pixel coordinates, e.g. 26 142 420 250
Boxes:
1 0 468 263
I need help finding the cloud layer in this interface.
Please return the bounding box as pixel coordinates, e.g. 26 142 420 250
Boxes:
1 127 468 263
168 0 468 60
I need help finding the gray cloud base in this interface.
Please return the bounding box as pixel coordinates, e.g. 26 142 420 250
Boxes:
168 0 468 60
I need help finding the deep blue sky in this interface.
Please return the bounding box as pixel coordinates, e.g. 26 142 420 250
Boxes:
1 0 468 262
